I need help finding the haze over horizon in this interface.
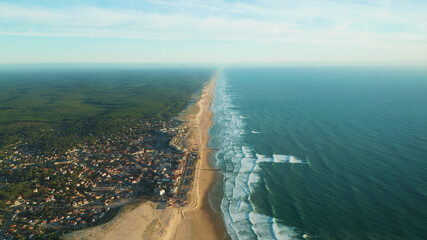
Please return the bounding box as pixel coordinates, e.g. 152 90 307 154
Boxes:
1 0 426 65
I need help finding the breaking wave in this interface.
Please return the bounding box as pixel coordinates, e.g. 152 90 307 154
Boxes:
210 72 303 240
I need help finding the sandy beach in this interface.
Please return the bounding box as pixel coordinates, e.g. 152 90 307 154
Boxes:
171 72 224 240
66 72 224 240
65 199 178 240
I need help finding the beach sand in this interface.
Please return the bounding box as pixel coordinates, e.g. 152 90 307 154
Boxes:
65 200 178 240
66 72 224 240
171 72 225 240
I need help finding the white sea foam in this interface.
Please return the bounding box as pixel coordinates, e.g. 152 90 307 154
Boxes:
255 154 272 163
289 155 304 164
253 153 306 164
212 72 301 240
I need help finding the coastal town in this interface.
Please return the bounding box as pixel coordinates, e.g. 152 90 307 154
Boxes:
0 118 198 239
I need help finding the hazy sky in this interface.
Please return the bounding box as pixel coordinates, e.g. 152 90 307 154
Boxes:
1 0 426 65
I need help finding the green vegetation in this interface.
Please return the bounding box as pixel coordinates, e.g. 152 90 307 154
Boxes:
0 67 213 238
0 68 213 153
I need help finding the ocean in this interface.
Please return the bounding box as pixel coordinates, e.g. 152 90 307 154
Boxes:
208 67 427 240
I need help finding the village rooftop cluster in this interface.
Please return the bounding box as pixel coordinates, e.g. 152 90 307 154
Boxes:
0 119 197 239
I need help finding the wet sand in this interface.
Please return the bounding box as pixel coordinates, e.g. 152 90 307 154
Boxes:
172 72 225 240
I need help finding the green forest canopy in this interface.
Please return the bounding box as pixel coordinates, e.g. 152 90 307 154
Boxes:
0 67 214 152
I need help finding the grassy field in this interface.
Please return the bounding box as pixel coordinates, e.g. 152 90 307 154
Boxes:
0 67 213 152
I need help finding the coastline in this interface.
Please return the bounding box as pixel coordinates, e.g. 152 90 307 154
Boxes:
65 71 224 240
170 71 225 240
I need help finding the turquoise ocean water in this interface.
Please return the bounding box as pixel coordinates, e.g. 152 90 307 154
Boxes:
208 67 427 240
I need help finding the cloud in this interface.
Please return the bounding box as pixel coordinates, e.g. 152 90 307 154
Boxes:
0 2 303 41
0 0 426 64
0 1 426 43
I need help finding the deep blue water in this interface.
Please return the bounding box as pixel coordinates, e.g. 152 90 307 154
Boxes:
208 67 427 240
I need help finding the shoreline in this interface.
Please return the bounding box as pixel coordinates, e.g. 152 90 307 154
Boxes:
171 71 225 240
65 71 224 240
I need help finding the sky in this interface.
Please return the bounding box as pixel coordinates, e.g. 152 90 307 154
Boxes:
0 0 426 65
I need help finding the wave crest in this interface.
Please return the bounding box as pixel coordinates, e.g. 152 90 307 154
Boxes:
210 72 303 240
